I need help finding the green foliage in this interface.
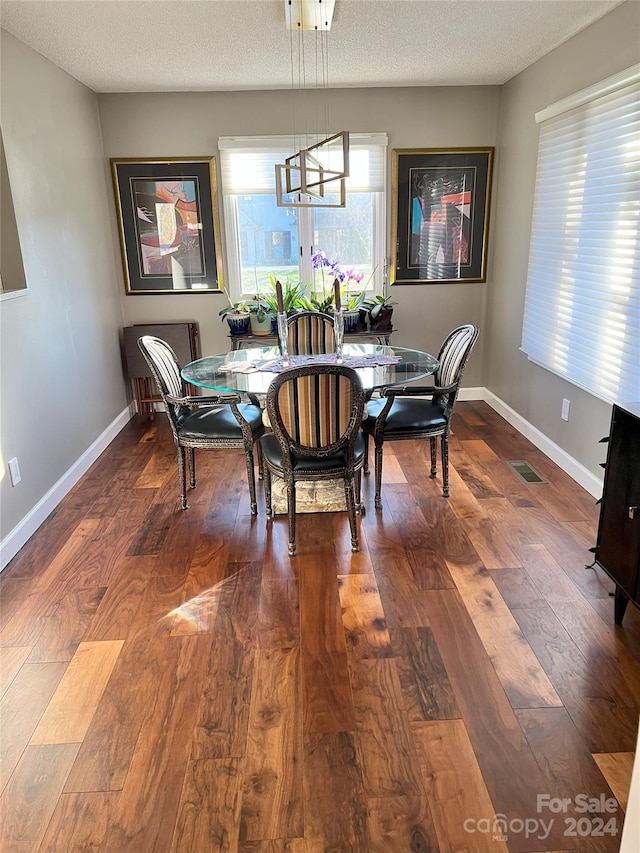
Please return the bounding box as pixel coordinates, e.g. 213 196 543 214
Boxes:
299 288 336 314
247 298 273 323
298 281 367 314
344 287 368 311
218 297 250 319
362 293 397 321
219 269 379 326
267 276 307 315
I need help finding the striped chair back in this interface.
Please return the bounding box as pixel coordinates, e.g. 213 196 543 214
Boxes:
267 366 364 453
286 311 335 355
435 324 479 389
138 335 185 417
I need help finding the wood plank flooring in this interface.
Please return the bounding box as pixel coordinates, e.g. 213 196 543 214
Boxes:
0 401 638 853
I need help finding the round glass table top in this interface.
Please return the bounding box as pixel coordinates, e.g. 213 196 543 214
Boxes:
182 344 439 395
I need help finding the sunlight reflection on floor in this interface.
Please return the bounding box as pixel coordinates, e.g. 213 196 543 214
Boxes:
162 570 242 635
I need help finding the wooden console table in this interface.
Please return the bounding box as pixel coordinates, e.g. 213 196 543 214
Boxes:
228 327 394 351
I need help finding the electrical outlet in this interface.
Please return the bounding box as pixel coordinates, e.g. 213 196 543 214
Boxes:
8 457 21 486
561 399 570 421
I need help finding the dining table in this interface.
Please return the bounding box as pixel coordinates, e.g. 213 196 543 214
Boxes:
181 342 439 515
181 342 439 395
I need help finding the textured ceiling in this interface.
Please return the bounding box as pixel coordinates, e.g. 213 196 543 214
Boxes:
0 0 624 93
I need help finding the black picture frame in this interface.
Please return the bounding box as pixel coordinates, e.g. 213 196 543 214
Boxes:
391 148 494 285
111 157 224 294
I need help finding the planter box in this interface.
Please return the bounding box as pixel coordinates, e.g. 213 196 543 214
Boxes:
359 306 394 332
343 310 360 333
226 313 251 335
250 312 275 336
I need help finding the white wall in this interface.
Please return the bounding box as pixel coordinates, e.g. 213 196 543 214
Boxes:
486 1 640 479
0 31 128 551
98 85 501 386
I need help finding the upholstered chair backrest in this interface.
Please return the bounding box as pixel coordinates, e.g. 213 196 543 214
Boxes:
286 311 335 355
138 335 186 426
435 324 479 389
267 365 364 454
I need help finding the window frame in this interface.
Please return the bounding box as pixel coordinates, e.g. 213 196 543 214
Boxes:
219 134 388 303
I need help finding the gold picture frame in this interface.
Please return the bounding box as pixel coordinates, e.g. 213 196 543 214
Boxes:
391 148 494 285
111 157 224 294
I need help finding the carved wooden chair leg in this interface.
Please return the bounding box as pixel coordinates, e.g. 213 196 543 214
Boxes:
363 432 370 475
287 481 297 556
178 445 188 510
264 469 273 519
441 433 450 497
374 441 384 510
355 470 365 514
430 437 438 477
256 440 264 480
344 478 360 552
189 448 196 490
245 449 258 515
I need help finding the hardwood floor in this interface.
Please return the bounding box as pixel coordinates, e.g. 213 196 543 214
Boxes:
1 401 638 853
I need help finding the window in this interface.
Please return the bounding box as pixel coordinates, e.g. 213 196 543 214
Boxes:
219 134 387 300
521 66 640 404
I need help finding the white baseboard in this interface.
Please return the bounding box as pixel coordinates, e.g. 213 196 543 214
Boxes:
385 384 602 497
457 387 485 402
0 405 134 571
480 388 603 498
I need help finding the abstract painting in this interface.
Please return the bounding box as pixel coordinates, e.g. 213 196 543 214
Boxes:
391 149 494 284
111 158 224 294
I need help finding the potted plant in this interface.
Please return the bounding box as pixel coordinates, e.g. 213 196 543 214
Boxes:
342 287 367 332
248 299 275 336
274 276 306 315
299 288 336 315
362 293 397 332
263 277 307 333
219 298 251 336
311 251 384 330
306 252 342 315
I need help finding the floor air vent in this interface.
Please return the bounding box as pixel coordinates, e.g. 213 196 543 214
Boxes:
506 460 547 484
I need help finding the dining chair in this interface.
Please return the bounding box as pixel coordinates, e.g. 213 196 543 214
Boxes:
363 324 479 508
262 309 338 430
138 335 264 513
260 364 366 555
286 310 335 354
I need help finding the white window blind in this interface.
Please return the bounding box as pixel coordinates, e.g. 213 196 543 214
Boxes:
522 66 640 404
219 133 387 193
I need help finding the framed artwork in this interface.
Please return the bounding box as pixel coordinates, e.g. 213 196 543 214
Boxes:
390 148 494 285
110 157 224 294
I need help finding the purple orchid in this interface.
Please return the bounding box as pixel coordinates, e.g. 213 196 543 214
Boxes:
312 251 351 282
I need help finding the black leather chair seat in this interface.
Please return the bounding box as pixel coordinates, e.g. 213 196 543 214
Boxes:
260 432 365 474
177 403 263 440
364 397 447 434
361 325 478 507
138 335 264 514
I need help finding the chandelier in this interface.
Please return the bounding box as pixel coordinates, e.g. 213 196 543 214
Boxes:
276 0 349 208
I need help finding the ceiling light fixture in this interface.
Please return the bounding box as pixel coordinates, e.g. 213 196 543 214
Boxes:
276 0 349 208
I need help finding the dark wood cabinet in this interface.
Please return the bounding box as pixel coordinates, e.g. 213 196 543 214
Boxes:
595 403 640 624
